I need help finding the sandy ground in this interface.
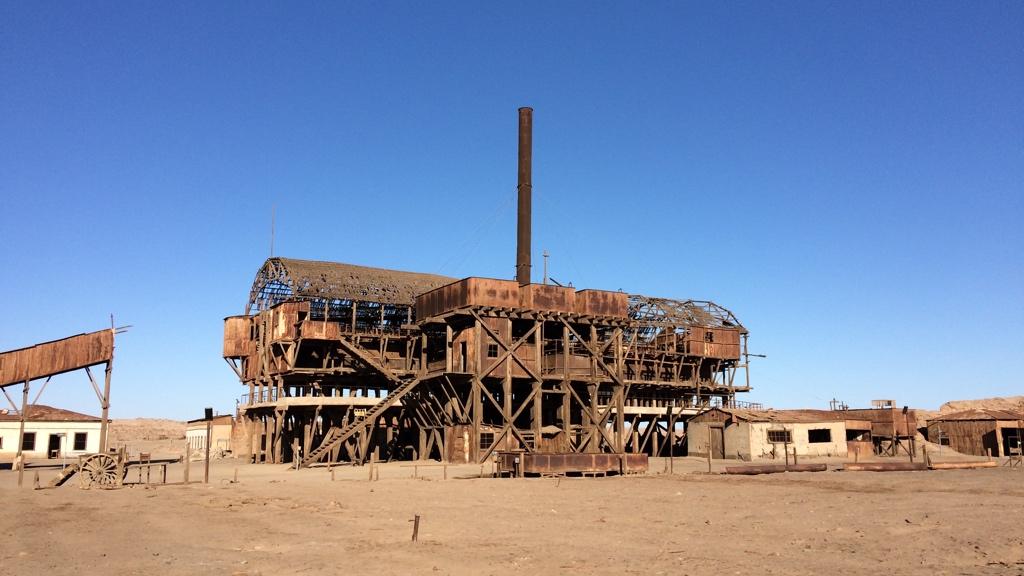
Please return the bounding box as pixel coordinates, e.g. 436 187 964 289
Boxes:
4 453 1024 576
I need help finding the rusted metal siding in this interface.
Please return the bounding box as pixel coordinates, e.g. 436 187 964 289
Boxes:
845 408 917 438
222 316 252 358
574 289 628 318
417 279 619 317
269 301 309 342
683 327 741 359
518 284 575 314
0 330 113 387
298 319 341 340
497 452 649 475
416 278 520 318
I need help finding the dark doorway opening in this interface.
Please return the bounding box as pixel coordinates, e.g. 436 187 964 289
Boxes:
47 434 62 459
1001 428 1023 456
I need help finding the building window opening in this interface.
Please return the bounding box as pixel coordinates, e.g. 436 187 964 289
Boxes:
487 344 499 358
479 432 494 451
766 429 791 444
22 432 36 451
846 430 870 442
704 331 714 343
808 428 832 443
73 432 88 451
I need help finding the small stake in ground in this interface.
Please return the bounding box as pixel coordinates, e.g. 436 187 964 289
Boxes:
411 514 421 542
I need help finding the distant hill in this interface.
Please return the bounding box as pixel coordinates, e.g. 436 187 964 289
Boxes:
108 418 185 443
939 395 1024 414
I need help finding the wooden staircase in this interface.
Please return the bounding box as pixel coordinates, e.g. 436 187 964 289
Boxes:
299 376 421 468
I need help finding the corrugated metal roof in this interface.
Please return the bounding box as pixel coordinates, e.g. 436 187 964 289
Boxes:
248 257 456 312
0 404 100 422
695 407 850 423
927 408 1024 422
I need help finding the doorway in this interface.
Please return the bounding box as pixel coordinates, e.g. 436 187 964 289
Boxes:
1002 427 1023 456
47 434 62 459
710 425 725 459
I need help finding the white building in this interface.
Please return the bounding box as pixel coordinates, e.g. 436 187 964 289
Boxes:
687 407 871 460
0 404 102 460
185 414 234 456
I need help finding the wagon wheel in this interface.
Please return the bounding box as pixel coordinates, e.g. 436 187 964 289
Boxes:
81 454 122 488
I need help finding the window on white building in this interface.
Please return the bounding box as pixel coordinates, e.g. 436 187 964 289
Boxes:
766 429 791 444
74 432 88 451
22 432 36 451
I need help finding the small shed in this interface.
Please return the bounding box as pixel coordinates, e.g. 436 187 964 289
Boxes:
926 410 1024 457
687 408 869 460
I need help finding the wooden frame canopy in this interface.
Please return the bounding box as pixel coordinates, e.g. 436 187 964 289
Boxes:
0 328 117 486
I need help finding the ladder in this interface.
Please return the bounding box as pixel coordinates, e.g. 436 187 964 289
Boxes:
299 377 421 468
48 463 81 487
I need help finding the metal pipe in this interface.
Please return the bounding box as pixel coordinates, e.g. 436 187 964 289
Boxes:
516 107 532 286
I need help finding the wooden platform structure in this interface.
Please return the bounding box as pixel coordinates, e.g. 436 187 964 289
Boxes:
225 260 752 466
224 109 754 469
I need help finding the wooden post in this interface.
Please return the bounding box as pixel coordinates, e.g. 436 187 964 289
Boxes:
184 440 191 484
669 408 676 474
706 423 712 474
16 380 29 487
792 447 798 465
204 408 213 484
99 356 113 453
411 515 420 542
443 461 448 480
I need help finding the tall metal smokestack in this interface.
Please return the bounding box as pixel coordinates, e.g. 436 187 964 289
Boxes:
516 107 533 286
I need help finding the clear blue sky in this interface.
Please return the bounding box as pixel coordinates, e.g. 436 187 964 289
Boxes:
2 3 1021 419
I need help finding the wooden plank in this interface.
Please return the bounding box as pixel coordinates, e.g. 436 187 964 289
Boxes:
0 330 113 387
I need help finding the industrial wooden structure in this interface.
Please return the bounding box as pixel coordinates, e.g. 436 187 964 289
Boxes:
223 108 754 469
225 262 752 466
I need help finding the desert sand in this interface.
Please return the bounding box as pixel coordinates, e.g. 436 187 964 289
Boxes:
5 451 1024 576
